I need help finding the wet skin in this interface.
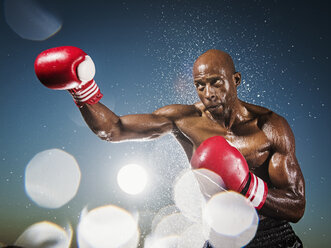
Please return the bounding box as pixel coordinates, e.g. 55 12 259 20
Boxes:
80 49 305 222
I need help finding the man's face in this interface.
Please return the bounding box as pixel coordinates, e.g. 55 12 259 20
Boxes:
193 61 238 115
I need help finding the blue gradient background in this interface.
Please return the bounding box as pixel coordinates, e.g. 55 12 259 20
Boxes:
0 0 330 247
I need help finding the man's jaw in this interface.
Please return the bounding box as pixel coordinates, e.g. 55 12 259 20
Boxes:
206 102 223 111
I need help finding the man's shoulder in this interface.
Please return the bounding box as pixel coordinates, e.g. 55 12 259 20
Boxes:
242 100 287 127
266 113 295 154
242 101 294 151
241 100 272 116
153 103 201 120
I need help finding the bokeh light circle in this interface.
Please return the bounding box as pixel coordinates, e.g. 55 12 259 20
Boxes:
77 205 139 248
173 169 207 222
153 212 193 239
4 0 62 41
25 149 81 209
193 168 226 199
151 205 179 233
202 191 258 248
117 163 148 195
15 221 72 248
177 223 207 248
144 235 179 248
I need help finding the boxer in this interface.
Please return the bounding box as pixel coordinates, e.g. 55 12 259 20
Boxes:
35 47 305 247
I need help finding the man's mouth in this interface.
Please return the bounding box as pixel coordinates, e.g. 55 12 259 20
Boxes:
207 104 221 110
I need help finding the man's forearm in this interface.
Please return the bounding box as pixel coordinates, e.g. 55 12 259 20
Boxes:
80 102 120 141
260 188 305 223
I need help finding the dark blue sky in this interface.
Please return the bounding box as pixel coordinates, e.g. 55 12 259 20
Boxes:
0 0 330 247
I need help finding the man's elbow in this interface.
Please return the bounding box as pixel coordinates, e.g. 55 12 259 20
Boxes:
95 130 112 142
95 129 122 142
291 197 306 223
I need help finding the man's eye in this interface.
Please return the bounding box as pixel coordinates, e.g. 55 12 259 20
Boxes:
213 80 223 87
196 84 205 91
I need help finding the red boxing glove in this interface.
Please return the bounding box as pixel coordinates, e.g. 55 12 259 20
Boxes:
191 136 268 210
34 46 103 107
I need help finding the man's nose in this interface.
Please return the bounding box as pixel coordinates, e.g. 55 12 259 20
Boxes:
205 84 216 100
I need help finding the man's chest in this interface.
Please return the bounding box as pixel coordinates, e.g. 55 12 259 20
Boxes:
176 116 272 169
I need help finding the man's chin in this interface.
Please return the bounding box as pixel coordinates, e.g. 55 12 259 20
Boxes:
208 105 223 114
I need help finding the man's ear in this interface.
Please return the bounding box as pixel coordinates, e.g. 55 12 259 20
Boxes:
233 72 241 87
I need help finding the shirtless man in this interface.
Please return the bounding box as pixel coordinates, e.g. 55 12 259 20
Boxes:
35 47 305 247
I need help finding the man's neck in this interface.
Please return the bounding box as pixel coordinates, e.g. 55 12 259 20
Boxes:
208 99 248 130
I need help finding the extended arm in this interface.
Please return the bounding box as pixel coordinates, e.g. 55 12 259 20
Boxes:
80 102 175 142
34 46 193 143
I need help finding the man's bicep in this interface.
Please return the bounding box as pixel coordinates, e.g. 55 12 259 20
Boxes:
268 152 303 190
117 113 173 141
262 114 305 221
266 114 304 190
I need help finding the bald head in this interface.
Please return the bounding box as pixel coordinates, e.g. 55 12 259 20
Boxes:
193 49 236 78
